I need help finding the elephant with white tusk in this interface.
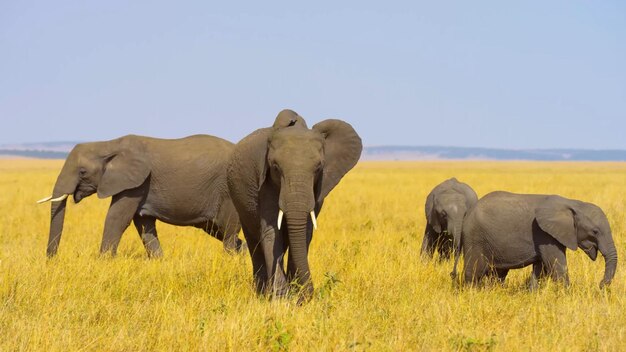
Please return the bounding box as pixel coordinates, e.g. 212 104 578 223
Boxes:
38 134 244 258
227 109 362 303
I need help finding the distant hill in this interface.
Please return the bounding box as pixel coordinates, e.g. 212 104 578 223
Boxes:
1 142 626 161
0 149 69 159
0 141 77 159
362 146 626 161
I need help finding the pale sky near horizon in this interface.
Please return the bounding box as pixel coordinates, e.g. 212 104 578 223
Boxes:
1 1 625 149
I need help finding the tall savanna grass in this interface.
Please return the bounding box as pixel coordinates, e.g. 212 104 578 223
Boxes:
1 159 625 351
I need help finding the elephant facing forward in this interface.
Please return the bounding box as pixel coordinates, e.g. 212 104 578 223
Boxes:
461 191 617 289
227 109 362 303
38 134 243 258
421 178 478 267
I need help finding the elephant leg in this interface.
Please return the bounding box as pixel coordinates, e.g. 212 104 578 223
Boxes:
100 191 143 256
528 262 546 291
489 268 508 285
542 250 570 287
260 226 289 298
538 241 570 287
463 251 489 286
133 215 163 258
202 220 244 254
241 223 268 295
420 225 436 259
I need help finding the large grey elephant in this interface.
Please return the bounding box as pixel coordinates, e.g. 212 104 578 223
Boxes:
461 191 617 289
421 177 478 266
227 109 362 303
38 134 243 258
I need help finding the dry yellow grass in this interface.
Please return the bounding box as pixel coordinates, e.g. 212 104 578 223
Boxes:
1 159 625 351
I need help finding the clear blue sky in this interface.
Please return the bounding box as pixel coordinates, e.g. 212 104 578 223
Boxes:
1 1 625 149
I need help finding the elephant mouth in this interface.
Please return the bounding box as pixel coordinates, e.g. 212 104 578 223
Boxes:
74 186 95 203
581 245 598 261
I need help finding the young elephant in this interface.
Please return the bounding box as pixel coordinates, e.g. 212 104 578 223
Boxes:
461 191 617 289
421 178 478 267
227 109 362 303
38 134 243 258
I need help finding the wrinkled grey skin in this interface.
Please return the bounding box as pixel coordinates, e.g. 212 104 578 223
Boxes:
227 109 362 303
461 191 617 289
421 178 477 274
43 134 243 258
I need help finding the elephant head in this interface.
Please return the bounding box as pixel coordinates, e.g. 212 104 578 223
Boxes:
37 137 150 257
535 196 617 287
427 192 466 241
425 178 477 248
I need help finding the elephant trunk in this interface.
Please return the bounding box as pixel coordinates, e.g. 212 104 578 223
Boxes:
285 210 313 302
280 173 316 303
46 166 78 257
598 235 618 288
47 191 68 257
450 218 464 279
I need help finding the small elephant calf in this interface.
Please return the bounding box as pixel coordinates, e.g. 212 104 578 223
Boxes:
461 191 617 289
422 178 478 270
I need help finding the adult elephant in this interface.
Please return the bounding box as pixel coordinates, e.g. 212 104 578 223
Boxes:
38 134 244 258
461 191 617 289
421 178 478 276
227 109 362 303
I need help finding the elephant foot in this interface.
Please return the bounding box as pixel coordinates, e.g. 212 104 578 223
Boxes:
146 248 164 259
294 283 314 305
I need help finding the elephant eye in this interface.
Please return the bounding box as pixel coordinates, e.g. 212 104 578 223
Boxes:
592 229 600 235
79 168 87 177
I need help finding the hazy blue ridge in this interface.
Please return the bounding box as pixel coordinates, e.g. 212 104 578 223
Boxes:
0 149 69 159
362 146 626 161
2 143 626 161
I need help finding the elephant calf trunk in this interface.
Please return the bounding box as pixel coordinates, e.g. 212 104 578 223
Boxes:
600 247 618 288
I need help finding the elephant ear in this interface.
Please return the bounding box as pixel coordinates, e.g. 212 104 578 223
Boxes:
97 146 150 199
272 109 308 129
312 119 362 202
535 197 578 250
425 192 442 233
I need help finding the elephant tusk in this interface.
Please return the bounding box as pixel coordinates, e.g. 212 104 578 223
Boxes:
277 209 284 230
310 211 318 230
36 195 53 204
48 194 70 202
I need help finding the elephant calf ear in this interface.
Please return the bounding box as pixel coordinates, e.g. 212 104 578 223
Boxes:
535 197 578 250
312 119 362 202
97 150 151 199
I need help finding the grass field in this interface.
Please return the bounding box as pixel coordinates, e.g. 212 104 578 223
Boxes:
1 159 625 351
